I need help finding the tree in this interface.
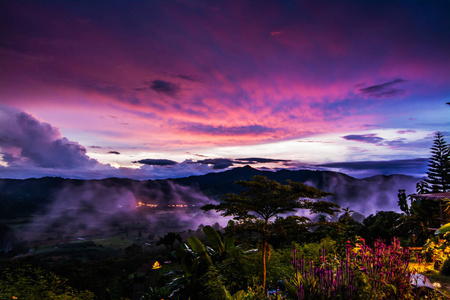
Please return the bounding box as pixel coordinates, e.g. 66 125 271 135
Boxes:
202 175 339 290
421 132 450 193
416 181 429 194
361 211 406 245
156 232 182 252
397 189 409 214
399 200 440 244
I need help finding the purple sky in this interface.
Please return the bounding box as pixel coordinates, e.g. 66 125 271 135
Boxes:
1 0 449 179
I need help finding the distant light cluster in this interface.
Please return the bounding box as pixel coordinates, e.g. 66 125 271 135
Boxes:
138 201 158 208
137 201 195 208
169 204 188 208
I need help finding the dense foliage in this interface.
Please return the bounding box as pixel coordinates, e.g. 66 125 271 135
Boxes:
2 164 450 299
2 209 449 299
0 265 94 300
202 175 339 290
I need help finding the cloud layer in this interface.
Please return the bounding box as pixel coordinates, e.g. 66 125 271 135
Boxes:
343 134 385 144
1 1 449 150
0 106 439 180
1 1 449 178
359 79 406 98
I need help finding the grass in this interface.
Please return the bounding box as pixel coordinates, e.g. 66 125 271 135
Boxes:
92 233 139 248
409 262 450 296
423 270 450 297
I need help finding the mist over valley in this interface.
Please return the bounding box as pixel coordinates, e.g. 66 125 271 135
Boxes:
0 165 420 255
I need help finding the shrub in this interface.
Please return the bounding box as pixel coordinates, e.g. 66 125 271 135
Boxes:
421 235 450 270
286 238 425 299
0 265 94 300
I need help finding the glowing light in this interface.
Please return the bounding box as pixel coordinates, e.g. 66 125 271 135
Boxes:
152 261 162 269
137 201 158 208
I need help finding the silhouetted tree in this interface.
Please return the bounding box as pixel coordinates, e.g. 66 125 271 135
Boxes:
156 232 182 252
398 189 409 214
420 132 450 193
202 175 339 290
400 200 440 244
361 211 406 245
416 182 429 194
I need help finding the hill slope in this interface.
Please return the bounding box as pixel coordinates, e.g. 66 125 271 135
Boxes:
0 166 420 218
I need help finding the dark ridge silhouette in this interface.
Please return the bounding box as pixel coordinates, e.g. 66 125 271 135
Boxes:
0 166 420 218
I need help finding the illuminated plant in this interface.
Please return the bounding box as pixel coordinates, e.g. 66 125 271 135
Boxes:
422 232 450 271
286 238 442 299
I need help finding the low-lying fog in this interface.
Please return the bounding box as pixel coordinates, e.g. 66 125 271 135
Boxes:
12 171 418 244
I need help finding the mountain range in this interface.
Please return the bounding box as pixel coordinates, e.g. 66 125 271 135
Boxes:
0 166 420 218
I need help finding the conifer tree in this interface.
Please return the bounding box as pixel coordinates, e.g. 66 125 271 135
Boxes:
421 132 450 193
397 189 409 214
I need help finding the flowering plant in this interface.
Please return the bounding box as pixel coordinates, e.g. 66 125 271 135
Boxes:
286 238 443 299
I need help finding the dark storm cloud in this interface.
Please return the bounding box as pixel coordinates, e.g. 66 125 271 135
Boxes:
194 157 291 169
343 134 384 144
234 157 291 164
318 158 428 176
0 110 98 169
133 159 178 166
212 161 233 169
133 79 181 98
108 151 120 155
1 152 16 165
183 124 275 136
359 79 406 98
343 133 430 150
150 80 181 97
196 158 234 169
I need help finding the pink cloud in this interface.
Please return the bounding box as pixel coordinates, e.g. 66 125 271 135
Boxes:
1 0 449 152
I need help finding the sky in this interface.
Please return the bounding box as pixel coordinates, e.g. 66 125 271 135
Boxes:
1 0 449 180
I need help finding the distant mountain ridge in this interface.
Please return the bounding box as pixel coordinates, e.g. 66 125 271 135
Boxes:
0 166 420 218
169 166 420 214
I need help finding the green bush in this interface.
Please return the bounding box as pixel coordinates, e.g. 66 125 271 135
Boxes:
0 265 94 300
198 266 227 300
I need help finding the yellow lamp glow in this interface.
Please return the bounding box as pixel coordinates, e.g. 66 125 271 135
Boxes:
152 261 162 269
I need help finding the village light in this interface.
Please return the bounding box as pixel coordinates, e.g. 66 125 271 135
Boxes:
152 261 162 269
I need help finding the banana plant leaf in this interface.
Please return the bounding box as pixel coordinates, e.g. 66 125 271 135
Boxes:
203 225 225 254
224 236 235 252
187 236 213 265
435 222 450 235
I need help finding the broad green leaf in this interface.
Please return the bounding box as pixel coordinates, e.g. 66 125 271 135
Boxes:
203 225 225 254
187 236 212 265
436 222 450 235
224 236 235 252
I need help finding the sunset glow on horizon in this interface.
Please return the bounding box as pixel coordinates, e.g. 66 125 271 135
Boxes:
1 0 449 179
